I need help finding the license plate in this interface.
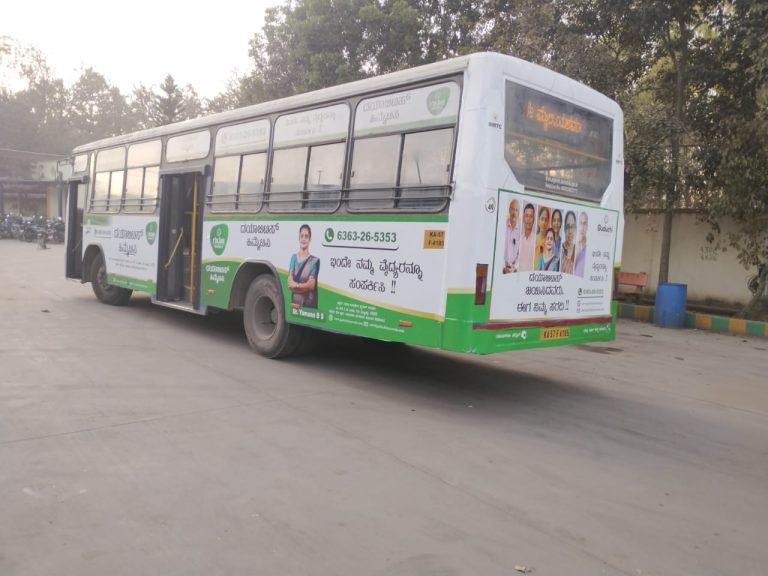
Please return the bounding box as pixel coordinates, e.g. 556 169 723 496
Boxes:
541 328 570 340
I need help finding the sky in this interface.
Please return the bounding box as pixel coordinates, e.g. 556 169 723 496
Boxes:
2 0 283 98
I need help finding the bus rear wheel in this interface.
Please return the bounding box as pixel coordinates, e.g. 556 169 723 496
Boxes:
244 275 303 358
91 253 132 306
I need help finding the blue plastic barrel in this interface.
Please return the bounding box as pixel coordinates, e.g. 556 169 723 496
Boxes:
655 283 688 328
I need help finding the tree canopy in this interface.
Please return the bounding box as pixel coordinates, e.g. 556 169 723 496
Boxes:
0 37 205 176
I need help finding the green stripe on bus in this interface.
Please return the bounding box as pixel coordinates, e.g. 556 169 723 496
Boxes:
442 293 617 353
84 215 112 226
287 285 444 348
199 261 442 346
107 273 156 294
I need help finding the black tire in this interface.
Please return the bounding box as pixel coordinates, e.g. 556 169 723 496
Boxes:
243 274 303 358
91 253 132 306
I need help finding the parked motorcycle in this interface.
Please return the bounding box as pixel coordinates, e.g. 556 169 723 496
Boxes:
46 217 66 243
0 214 66 244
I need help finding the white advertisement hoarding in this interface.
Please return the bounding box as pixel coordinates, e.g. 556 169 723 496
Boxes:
490 190 618 322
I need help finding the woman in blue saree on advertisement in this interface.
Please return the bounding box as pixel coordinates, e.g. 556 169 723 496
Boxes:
288 224 320 308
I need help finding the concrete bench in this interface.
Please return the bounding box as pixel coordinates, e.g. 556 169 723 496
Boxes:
617 271 648 301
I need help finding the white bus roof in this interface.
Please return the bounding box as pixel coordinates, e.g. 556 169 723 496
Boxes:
73 52 619 154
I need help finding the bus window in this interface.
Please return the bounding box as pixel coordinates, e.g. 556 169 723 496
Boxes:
166 130 210 163
399 128 453 209
128 140 162 167
238 153 267 212
124 141 160 212
306 142 344 210
124 168 144 212
348 134 400 210
269 104 349 212
73 153 88 174
270 147 308 211
505 81 613 201
108 171 124 213
142 166 159 211
92 172 110 211
208 153 267 212
91 146 125 213
211 156 240 212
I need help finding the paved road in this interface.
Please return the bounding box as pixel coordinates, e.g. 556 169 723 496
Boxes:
1 241 767 576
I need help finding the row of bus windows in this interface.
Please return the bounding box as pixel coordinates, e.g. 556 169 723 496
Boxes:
87 126 453 214
85 78 457 215
90 166 159 213
209 127 454 213
88 140 161 213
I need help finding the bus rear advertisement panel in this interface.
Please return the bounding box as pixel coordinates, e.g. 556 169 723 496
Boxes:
489 189 618 325
200 216 449 347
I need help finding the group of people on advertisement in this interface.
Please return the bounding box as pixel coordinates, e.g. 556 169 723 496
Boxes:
502 198 588 276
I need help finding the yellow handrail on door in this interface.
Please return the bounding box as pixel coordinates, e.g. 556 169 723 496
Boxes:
189 174 198 303
164 228 184 269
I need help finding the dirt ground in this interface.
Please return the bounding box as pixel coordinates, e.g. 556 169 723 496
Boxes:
2 241 767 576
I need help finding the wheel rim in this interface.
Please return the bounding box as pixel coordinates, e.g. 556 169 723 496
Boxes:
252 295 278 340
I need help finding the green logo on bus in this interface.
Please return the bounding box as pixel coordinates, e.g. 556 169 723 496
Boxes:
145 221 157 245
324 227 335 242
210 224 229 256
427 87 450 116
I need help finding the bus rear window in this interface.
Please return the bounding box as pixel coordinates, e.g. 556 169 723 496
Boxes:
504 81 613 201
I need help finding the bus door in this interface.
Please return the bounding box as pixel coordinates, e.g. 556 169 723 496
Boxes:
65 180 85 279
156 172 203 306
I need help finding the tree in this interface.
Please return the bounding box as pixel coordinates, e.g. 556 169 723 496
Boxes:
1 37 211 182
242 0 376 103
154 74 185 126
0 37 74 177
130 79 204 128
181 83 204 120
130 84 157 130
240 0 485 104
358 0 423 74
69 68 131 142
207 74 247 113
564 1 767 315
551 0 650 100
413 0 485 61
0 92 39 178
565 1 724 285
690 2 768 315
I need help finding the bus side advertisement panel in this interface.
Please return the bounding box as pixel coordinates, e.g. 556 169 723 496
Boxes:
200 218 449 347
83 214 159 293
483 189 618 350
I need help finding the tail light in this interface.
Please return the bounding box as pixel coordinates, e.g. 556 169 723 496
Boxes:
475 264 488 305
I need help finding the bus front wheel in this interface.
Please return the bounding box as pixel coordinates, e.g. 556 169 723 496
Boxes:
244 275 302 358
91 253 132 306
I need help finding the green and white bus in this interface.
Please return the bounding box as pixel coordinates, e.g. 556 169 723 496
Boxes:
65 52 624 357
